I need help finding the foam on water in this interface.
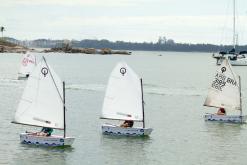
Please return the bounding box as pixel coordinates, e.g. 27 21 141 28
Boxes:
66 82 206 96
0 78 25 88
66 84 105 92
144 83 205 96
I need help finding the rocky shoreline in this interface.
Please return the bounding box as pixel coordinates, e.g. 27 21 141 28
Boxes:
43 47 131 55
0 40 131 55
0 40 32 53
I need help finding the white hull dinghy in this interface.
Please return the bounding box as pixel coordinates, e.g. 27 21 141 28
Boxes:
18 52 36 80
102 124 152 136
12 56 75 146
204 58 246 124
204 114 246 123
100 62 153 136
20 133 75 146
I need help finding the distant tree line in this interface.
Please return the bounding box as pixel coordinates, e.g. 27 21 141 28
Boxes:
4 36 247 52
70 39 220 52
69 38 247 53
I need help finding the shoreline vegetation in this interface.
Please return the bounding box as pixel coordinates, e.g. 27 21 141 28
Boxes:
0 38 131 55
0 39 32 53
1 37 247 54
43 45 131 55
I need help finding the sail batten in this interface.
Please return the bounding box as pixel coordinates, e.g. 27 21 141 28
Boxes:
13 57 64 129
204 59 240 110
11 121 64 130
100 117 143 122
101 62 143 121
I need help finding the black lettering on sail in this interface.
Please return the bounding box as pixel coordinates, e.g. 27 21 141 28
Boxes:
226 78 237 86
211 73 226 91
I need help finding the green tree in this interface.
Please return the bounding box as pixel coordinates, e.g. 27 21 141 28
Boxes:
0 26 5 38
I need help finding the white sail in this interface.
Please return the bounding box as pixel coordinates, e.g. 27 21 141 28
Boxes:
18 52 36 76
13 57 64 129
101 62 143 121
204 59 240 110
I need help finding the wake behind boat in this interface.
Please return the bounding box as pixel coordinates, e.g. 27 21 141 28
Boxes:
12 56 75 146
100 62 153 136
18 52 36 80
204 58 246 123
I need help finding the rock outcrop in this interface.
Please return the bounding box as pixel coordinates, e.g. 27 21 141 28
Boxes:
43 44 131 55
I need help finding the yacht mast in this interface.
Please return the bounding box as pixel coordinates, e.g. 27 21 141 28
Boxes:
239 76 243 123
63 81 66 138
233 0 236 49
140 78 145 128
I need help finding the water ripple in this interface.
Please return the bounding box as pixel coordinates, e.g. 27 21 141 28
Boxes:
66 83 206 96
0 78 24 88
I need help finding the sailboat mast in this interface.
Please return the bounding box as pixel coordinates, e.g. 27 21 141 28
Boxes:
43 56 66 133
233 0 236 49
63 81 66 138
239 76 243 122
140 78 145 128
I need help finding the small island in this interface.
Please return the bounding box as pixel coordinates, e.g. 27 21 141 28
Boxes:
42 43 131 55
0 38 131 55
2 36 247 54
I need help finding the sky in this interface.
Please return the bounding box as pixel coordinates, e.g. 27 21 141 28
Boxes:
1 0 247 44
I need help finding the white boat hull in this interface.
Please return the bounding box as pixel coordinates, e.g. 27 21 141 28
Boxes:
204 114 247 123
20 133 75 146
102 124 153 136
216 57 247 66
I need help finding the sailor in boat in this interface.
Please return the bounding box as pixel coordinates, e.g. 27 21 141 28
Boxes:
120 120 134 128
216 108 226 115
29 127 53 137
39 127 53 136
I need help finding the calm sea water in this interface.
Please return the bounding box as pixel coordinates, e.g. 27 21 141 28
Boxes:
1 51 247 165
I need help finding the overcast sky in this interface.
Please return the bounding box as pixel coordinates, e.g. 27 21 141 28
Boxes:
1 0 247 44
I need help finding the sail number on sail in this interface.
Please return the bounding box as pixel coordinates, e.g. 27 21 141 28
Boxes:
211 68 237 91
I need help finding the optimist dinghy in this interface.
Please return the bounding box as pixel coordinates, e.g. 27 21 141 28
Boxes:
18 52 36 80
12 56 75 146
100 62 153 136
204 58 246 123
